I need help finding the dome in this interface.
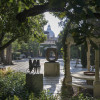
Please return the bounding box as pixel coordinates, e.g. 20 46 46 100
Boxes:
47 25 55 38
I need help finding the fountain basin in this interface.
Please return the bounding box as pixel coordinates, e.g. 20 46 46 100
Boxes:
84 71 95 76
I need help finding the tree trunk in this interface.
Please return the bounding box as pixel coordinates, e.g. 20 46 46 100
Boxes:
5 45 13 65
0 50 5 64
0 42 5 64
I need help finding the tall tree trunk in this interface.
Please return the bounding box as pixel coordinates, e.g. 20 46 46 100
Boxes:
0 42 5 64
0 50 5 64
5 45 13 65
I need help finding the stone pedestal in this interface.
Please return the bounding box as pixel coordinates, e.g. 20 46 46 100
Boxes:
44 62 60 76
26 73 43 93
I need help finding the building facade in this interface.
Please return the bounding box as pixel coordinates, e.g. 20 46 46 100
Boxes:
41 25 58 45
39 25 58 57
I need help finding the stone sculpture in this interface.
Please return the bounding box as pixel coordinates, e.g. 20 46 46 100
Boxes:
33 59 37 73
45 48 58 62
36 60 41 73
29 58 33 73
44 48 60 76
28 59 41 74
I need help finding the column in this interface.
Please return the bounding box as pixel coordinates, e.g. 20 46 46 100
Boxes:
65 42 72 83
87 39 91 71
95 43 100 82
93 43 100 98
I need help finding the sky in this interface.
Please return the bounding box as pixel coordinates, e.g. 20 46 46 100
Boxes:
44 12 63 37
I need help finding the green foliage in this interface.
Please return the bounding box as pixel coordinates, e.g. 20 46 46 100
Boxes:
0 0 47 51
0 70 100 100
0 71 26 100
49 0 66 8
71 93 97 100
70 45 81 59
0 70 58 100
5 91 58 100
12 41 21 52
0 0 100 51
53 0 100 48
12 39 41 57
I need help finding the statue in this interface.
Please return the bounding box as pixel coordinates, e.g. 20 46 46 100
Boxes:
33 59 37 73
36 60 41 73
27 59 41 74
29 58 33 73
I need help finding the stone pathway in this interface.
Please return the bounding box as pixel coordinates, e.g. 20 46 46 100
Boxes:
5 58 87 96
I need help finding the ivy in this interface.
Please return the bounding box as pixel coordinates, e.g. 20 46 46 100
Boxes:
61 21 71 77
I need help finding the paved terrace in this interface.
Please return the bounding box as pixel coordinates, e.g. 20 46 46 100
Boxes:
5 58 87 96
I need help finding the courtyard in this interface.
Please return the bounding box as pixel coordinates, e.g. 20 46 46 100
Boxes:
5 58 87 95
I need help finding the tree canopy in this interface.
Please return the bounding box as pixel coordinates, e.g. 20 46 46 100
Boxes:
16 0 100 22
16 0 100 46
0 0 47 51
0 0 100 51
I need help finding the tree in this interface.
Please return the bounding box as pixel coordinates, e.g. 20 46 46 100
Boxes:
0 0 100 51
12 39 41 58
16 0 100 22
5 45 12 65
0 1 47 51
0 1 47 64
15 0 100 48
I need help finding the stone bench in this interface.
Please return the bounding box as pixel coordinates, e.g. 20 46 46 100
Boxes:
67 82 93 89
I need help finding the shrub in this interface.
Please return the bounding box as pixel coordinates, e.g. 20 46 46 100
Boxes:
0 71 58 100
0 71 26 100
0 70 99 100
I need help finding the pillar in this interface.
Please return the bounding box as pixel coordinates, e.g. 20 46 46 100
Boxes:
95 43 100 81
93 43 100 98
64 42 72 83
87 39 91 71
